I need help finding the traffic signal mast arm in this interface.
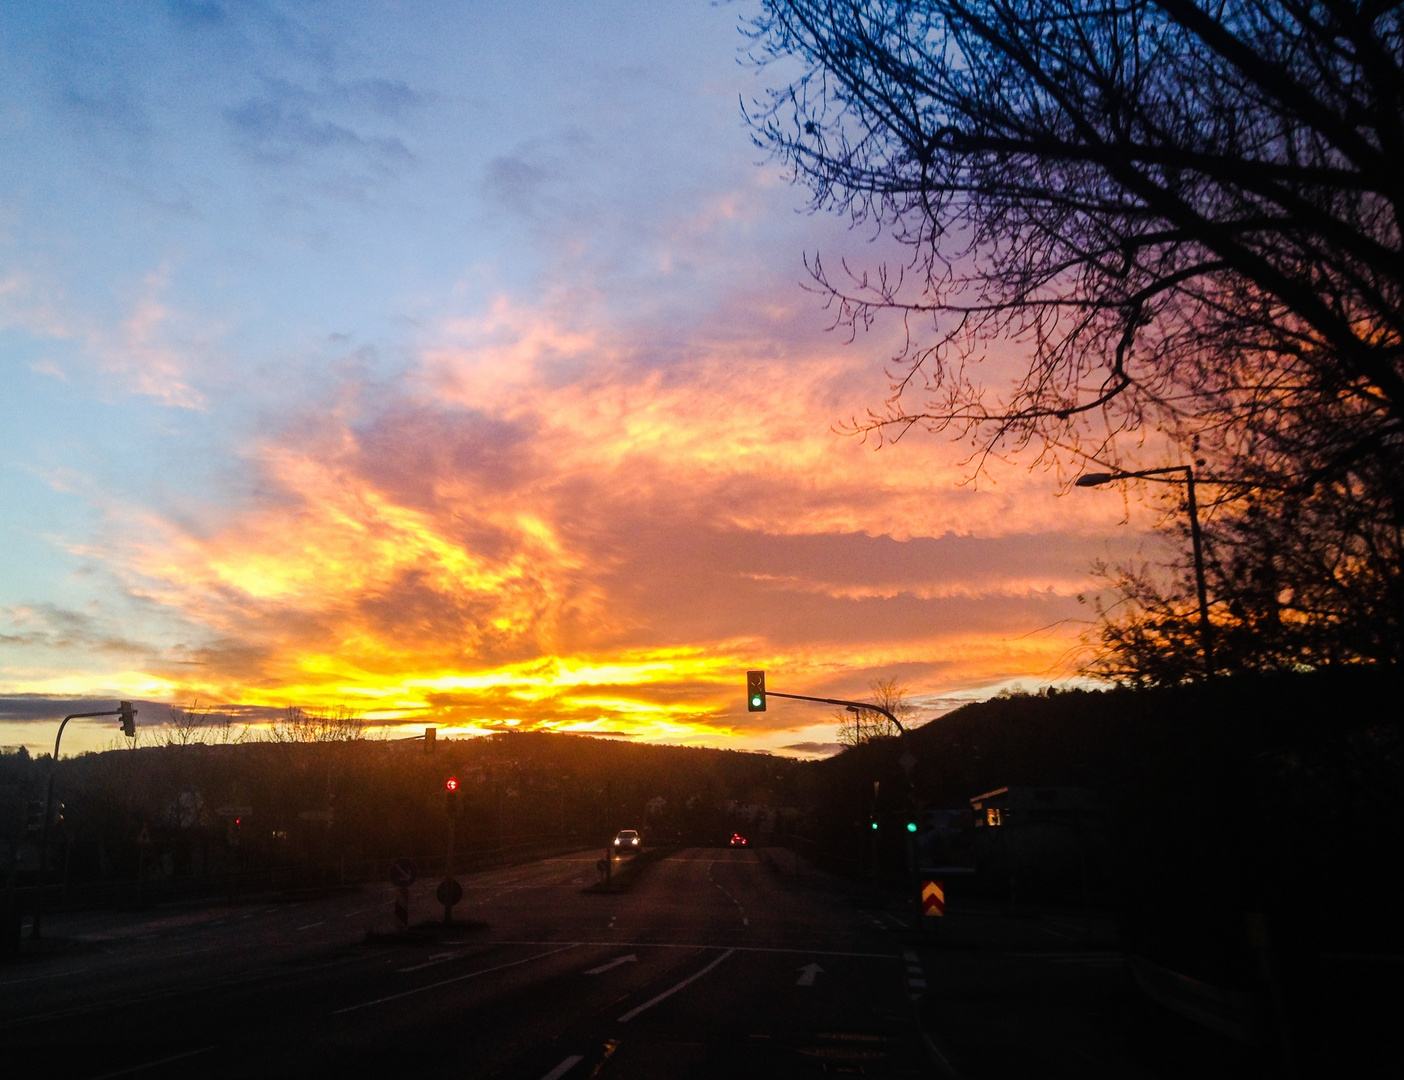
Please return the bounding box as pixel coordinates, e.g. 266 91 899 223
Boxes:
35 701 137 940
764 690 906 734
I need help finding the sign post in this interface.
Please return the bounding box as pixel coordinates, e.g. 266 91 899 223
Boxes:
436 876 463 924
389 858 417 931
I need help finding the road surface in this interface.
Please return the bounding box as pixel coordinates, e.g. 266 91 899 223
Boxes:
2 848 1255 1078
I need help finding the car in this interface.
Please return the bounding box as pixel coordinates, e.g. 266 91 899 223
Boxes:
728 832 747 847
612 829 641 854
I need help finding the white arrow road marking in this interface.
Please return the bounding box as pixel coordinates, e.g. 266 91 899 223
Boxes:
585 954 638 975
795 963 824 987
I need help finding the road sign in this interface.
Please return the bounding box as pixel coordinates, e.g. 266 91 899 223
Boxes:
921 879 945 917
394 886 409 930
388 858 418 887
436 876 464 907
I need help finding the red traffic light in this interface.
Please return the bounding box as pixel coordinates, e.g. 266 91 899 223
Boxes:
445 777 459 792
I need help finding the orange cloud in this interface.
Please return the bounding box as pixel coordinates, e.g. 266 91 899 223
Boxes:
36 291 1137 749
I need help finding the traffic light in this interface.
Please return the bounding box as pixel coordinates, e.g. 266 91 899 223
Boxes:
118 700 137 738
906 820 918 833
445 776 459 816
746 670 766 712
870 820 879 831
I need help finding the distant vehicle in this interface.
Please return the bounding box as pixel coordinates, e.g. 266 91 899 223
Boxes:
729 832 747 847
612 829 641 854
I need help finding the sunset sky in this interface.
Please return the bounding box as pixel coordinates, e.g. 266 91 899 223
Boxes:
1 1 1158 757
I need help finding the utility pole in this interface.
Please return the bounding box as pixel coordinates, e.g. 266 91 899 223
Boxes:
1076 466 1215 677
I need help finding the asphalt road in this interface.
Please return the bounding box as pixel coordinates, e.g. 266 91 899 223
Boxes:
2 848 1257 1079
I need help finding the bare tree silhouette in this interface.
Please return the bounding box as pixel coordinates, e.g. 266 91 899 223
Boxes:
747 1 1404 491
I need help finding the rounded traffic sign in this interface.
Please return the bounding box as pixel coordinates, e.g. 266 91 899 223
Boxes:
388 858 418 887
436 876 464 907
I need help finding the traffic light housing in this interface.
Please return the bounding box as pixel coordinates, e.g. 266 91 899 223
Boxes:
118 700 137 738
445 776 459 816
746 670 766 712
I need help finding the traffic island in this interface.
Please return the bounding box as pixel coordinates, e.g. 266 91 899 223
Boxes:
582 845 672 894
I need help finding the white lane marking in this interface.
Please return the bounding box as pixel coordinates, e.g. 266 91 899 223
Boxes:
618 949 735 1022
334 944 578 1013
488 939 899 959
0 967 91 987
903 950 919 962
396 951 462 973
585 954 637 975
908 978 927 988
795 963 823 987
85 1045 216 1079
540 1055 584 1080
295 921 326 931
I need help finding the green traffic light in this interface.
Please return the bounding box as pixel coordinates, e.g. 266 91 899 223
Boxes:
906 821 917 833
750 695 763 708
870 821 878 830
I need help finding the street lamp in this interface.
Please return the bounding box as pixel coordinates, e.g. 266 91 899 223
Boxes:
33 702 137 938
1075 466 1213 678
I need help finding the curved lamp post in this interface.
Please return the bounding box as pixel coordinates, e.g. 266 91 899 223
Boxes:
1075 466 1213 678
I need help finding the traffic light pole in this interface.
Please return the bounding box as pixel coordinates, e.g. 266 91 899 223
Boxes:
33 706 133 940
762 691 920 900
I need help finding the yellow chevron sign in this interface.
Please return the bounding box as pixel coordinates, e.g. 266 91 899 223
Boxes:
921 879 945 916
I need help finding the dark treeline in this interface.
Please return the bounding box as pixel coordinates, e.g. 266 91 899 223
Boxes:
817 667 1404 988
1 732 799 902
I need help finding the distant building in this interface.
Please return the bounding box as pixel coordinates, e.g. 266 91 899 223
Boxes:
968 786 1107 904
